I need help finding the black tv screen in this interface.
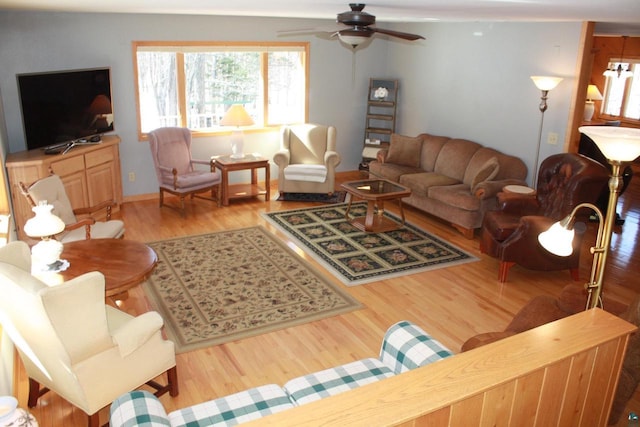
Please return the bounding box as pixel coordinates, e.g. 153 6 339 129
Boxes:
17 67 114 151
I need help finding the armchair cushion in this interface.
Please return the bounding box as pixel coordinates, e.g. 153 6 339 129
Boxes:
27 174 77 225
61 220 125 243
40 272 113 364
112 311 165 357
385 134 422 168
283 164 328 182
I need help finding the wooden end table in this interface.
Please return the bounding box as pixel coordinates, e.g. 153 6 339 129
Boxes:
212 154 270 206
341 179 411 232
58 239 157 304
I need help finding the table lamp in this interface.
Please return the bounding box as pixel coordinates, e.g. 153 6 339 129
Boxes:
220 104 254 159
583 84 603 122
538 126 640 309
24 201 66 269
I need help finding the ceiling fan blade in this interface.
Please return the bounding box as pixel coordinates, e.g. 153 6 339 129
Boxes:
371 27 425 41
278 25 344 35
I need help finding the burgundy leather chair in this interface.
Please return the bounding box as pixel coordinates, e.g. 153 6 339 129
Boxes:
480 153 609 282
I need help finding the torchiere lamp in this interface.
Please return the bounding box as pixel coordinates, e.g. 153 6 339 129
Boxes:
538 126 640 309
530 76 563 188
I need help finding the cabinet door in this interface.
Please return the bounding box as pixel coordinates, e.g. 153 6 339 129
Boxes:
60 172 89 210
86 161 117 208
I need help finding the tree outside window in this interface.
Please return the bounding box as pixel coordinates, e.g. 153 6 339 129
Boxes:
133 42 308 138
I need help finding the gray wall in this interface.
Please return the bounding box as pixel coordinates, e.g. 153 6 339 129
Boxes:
0 12 582 196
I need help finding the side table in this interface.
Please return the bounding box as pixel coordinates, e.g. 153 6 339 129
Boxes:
212 154 270 206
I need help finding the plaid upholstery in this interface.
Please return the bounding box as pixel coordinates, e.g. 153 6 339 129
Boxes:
284 358 394 406
380 320 454 374
168 384 294 427
110 390 171 427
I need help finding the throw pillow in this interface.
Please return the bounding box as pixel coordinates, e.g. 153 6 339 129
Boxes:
471 157 500 191
385 134 422 168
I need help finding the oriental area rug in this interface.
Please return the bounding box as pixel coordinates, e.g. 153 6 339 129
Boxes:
262 203 478 286
144 226 362 353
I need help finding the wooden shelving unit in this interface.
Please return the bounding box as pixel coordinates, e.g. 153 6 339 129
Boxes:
360 78 398 170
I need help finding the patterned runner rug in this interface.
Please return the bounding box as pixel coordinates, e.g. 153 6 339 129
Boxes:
262 203 478 286
144 226 362 353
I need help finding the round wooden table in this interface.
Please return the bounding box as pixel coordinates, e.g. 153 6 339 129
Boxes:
59 239 158 302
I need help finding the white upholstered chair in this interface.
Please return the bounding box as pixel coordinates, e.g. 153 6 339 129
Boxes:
148 127 221 216
20 174 125 242
0 241 178 427
273 123 341 196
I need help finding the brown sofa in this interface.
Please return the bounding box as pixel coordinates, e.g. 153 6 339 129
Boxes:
368 133 528 238
461 285 639 426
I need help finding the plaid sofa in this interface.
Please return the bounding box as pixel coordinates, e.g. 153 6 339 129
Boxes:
110 321 453 427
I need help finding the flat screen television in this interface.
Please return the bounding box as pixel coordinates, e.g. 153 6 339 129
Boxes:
17 67 114 151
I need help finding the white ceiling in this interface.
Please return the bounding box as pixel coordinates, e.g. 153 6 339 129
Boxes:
0 1 639 34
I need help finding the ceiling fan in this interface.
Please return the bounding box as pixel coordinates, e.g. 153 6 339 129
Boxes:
281 3 425 48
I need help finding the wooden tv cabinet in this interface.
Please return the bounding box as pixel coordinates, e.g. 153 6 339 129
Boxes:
6 135 123 241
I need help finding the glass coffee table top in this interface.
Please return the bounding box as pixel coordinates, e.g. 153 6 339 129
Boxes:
341 179 408 197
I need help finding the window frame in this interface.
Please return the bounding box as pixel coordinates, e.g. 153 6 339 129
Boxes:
601 59 640 124
132 41 310 140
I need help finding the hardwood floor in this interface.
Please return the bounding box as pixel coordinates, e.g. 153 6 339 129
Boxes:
14 167 640 426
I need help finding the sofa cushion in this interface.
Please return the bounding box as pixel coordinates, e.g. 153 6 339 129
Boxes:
470 157 500 192
369 162 423 182
417 134 450 172
168 384 295 427
399 173 460 198
433 139 481 182
284 358 394 406
385 134 422 168
428 184 482 212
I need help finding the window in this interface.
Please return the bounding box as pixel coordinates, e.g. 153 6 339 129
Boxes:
602 61 640 121
133 42 309 138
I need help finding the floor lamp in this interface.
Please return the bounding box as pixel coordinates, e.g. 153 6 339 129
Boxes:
530 76 563 188
538 126 640 309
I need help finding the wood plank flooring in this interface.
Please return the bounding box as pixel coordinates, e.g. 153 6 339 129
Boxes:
14 167 640 426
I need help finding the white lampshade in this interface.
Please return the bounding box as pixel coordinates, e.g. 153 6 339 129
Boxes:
530 76 563 91
24 203 65 238
220 104 254 127
538 221 575 257
586 85 603 101
579 126 640 162
337 32 370 48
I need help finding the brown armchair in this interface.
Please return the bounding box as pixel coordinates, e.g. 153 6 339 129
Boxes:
480 153 609 282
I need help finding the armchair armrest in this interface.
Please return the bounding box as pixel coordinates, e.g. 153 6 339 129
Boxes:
497 192 541 216
111 311 164 357
73 199 116 220
324 150 341 168
62 217 95 240
273 150 291 168
379 320 453 374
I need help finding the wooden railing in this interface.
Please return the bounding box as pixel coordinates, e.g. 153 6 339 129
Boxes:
247 309 636 427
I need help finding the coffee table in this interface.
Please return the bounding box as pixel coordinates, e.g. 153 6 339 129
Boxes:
59 239 158 304
341 179 411 232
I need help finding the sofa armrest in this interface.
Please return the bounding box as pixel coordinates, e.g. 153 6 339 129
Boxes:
473 179 528 200
110 390 170 427
379 320 453 374
376 148 389 163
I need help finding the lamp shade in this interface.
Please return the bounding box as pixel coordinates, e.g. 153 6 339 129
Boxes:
579 126 640 162
337 30 372 48
538 221 575 257
530 76 563 91
586 85 603 101
220 105 254 127
88 94 112 115
24 203 65 238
